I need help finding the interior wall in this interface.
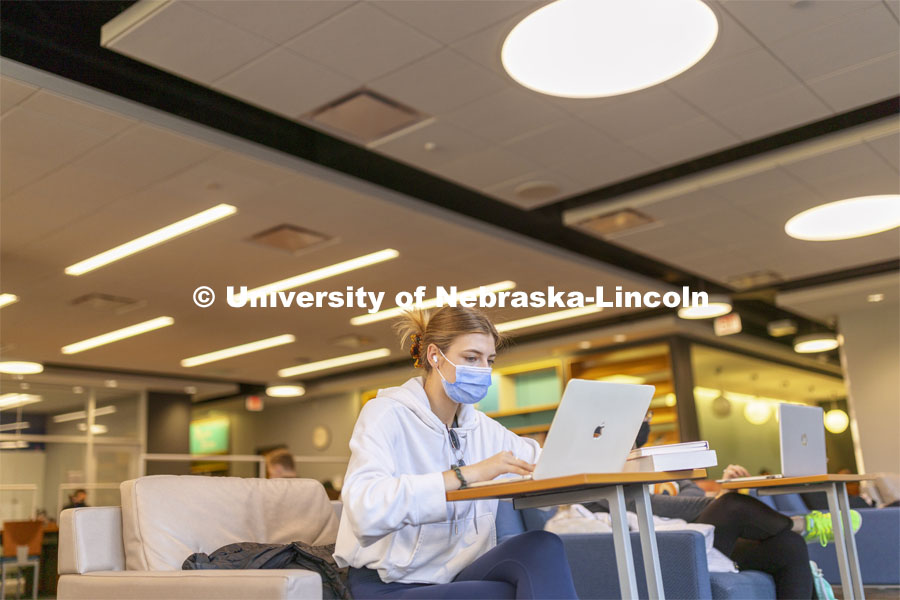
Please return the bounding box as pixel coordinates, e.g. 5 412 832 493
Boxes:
0 450 46 520
838 301 900 474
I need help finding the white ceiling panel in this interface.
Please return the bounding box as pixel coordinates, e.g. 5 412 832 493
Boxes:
369 49 507 116
666 48 801 115
867 131 900 169
188 0 355 44
285 2 440 82
720 0 881 45
501 120 623 169
69 124 218 189
766 4 899 81
213 48 357 118
887 0 900 20
442 87 567 145
0 76 37 114
624 116 741 165
372 120 490 171
783 142 895 194
552 144 659 188
104 1 274 85
21 90 136 137
433 146 540 189
568 85 704 142
373 0 532 44
708 84 832 141
806 52 900 113
484 169 586 209
0 106 109 195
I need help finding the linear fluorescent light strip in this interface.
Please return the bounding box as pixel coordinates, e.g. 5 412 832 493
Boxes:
52 405 117 423
65 204 237 276
278 348 391 377
0 393 42 410
495 305 603 332
0 293 19 308
61 316 174 354
180 334 296 367
350 281 517 326
246 249 399 300
0 421 30 432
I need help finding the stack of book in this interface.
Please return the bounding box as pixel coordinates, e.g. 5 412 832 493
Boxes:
623 441 717 472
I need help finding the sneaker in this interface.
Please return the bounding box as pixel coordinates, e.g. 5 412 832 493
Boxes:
804 510 862 547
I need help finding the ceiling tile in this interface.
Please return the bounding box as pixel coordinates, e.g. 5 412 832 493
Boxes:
371 120 490 170
501 120 621 169
887 0 900 20
667 48 800 115
708 84 831 141
551 142 659 187
442 87 567 144
369 49 507 116
188 0 355 44
767 4 899 80
568 85 703 142
213 48 357 118
0 76 38 115
432 146 539 189
0 106 109 194
624 116 741 166
784 143 891 192
285 3 441 82
867 132 900 171
373 0 529 44
721 0 881 45
693 4 760 65
105 1 275 85
806 52 900 113
450 13 527 76
484 169 588 209
21 90 136 137
70 124 218 189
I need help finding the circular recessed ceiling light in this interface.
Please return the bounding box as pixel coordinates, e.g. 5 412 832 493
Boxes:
785 195 900 241
266 384 306 398
793 333 839 354
677 294 732 319
0 361 43 375
501 0 719 98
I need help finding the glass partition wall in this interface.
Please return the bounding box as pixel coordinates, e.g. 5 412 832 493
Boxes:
0 380 145 521
690 344 850 479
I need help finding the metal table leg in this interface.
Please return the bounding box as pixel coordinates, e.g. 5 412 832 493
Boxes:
825 482 856 600
608 484 639 599
31 561 39 600
629 484 665 600
836 483 864 600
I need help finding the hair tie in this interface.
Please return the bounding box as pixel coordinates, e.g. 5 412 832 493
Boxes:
409 333 423 368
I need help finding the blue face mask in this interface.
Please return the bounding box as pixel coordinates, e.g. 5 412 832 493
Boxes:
435 349 492 405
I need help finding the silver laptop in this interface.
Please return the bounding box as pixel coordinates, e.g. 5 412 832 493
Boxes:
469 379 654 487
721 403 827 482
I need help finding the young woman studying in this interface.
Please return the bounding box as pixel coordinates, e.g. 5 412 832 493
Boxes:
333 306 578 599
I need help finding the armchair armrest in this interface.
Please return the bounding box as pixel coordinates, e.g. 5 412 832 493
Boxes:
59 507 125 574
57 569 323 600
560 530 713 599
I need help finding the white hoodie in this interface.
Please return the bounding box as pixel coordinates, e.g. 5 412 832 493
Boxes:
333 376 541 584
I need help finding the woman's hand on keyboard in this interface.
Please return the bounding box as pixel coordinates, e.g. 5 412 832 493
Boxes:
463 451 535 484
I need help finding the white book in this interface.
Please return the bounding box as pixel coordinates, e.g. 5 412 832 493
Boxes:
623 449 718 473
628 441 709 459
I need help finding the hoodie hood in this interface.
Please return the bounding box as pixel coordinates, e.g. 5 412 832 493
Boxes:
389 376 479 434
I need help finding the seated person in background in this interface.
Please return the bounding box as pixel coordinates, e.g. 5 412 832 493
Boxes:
265 448 297 478
63 489 88 510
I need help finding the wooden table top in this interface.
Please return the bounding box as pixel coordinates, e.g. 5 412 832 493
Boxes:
447 469 708 501
721 474 874 490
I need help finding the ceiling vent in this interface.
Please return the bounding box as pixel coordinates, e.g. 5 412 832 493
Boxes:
304 89 427 143
248 224 333 255
571 208 656 238
70 293 145 314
